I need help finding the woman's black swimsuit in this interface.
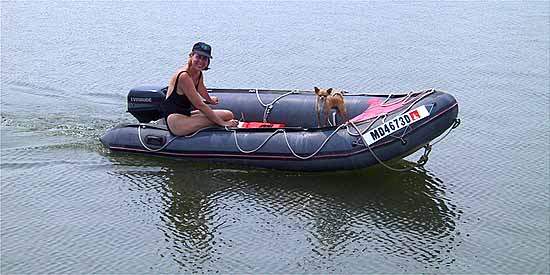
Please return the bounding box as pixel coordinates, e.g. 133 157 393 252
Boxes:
161 70 201 135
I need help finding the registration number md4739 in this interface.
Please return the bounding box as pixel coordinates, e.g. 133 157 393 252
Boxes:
362 105 430 145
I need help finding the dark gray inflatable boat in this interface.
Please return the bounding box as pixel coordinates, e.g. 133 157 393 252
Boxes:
100 85 459 171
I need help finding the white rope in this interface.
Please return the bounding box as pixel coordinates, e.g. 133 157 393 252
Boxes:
229 124 347 160
399 89 435 113
430 118 461 146
346 90 437 143
345 96 460 172
137 124 217 152
232 128 285 154
282 124 347 160
348 120 426 172
347 88 431 97
253 88 299 107
350 88 435 128
252 88 299 122
138 124 177 152
346 114 387 137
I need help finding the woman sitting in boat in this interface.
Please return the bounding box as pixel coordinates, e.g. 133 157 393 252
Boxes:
161 42 239 136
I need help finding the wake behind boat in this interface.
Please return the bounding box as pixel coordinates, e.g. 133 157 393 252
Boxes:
100 86 459 171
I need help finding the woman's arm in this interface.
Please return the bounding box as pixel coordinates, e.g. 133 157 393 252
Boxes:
196 75 217 104
178 74 228 126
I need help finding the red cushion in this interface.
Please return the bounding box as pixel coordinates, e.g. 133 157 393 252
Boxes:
238 122 286 128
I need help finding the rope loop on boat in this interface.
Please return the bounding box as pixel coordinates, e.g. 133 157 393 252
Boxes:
137 124 178 152
282 124 347 160
137 124 215 152
229 124 347 159
251 88 300 122
232 128 285 154
430 118 460 146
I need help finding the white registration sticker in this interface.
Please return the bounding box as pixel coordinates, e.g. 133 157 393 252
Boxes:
362 105 430 145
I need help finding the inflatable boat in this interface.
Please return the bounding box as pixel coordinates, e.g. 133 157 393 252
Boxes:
100 86 459 171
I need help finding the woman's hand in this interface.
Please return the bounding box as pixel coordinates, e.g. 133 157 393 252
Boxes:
208 96 219 105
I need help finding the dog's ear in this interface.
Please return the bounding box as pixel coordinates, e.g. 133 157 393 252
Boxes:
327 88 333 95
314 86 320 95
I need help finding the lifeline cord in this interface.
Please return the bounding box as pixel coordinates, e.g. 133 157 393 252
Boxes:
349 88 431 98
348 120 432 172
380 91 412 107
399 89 435 113
344 90 441 171
230 123 348 160
401 89 434 105
430 118 461 146
137 124 216 152
232 128 285 154
282 124 348 160
384 103 435 143
346 88 435 136
346 113 460 172
252 88 299 122
386 88 433 107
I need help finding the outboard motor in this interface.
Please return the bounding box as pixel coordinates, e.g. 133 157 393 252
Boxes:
127 85 166 123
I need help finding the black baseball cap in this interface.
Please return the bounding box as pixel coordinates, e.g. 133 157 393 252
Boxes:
192 42 213 59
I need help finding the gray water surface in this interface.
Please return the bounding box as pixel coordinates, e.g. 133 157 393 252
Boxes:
1 2 549 273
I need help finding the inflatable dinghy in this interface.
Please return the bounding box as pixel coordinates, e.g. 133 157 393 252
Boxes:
100 86 459 171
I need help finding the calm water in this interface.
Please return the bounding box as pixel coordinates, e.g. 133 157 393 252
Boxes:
1 1 549 273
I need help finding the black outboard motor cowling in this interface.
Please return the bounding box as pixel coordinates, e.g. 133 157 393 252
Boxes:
127 85 167 123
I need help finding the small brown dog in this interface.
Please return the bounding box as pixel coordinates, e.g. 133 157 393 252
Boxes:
314 87 349 127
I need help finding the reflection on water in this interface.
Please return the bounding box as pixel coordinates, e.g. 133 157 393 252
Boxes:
107 152 461 272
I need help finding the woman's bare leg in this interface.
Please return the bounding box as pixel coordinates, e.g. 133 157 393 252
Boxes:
194 109 234 121
167 110 235 136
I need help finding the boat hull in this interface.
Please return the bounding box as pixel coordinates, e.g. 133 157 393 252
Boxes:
101 88 459 171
